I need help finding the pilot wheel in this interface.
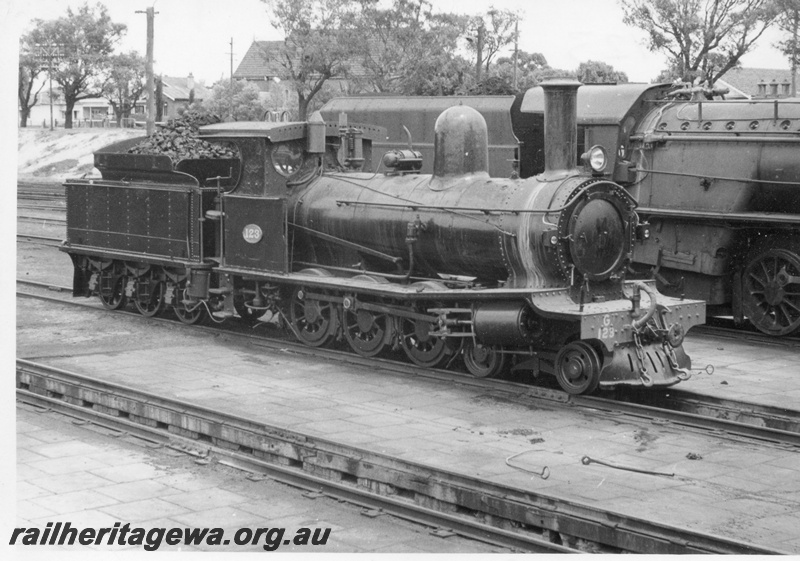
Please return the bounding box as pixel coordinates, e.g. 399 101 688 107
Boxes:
554 341 601 394
463 341 506 378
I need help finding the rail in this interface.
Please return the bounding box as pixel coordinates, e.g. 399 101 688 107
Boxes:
16 358 787 554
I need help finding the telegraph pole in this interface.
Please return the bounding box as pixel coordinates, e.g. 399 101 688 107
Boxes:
229 38 235 119
512 18 519 91
792 9 798 97
34 43 63 131
136 7 156 135
475 22 484 83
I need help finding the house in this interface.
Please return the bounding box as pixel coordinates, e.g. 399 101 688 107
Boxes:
233 40 370 116
159 74 212 119
716 67 796 99
25 87 113 128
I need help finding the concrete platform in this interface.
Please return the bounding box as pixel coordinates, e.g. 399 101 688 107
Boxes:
14 404 505 553
16 295 800 552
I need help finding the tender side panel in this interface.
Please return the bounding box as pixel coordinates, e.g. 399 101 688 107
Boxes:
222 195 287 273
65 182 201 261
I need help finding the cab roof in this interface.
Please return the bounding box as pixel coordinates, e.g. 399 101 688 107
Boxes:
520 83 672 125
198 120 387 142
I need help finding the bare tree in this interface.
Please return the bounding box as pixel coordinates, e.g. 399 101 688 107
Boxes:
466 7 519 81
620 0 779 83
18 35 46 128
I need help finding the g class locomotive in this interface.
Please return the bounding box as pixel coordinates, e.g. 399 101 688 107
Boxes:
61 80 705 394
324 84 800 336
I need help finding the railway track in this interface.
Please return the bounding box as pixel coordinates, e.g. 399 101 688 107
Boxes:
17 215 67 225
17 233 63 247
18 204 66 212
694 322 800 348
15 357 785 555
18 183 65 202
16 281 800 450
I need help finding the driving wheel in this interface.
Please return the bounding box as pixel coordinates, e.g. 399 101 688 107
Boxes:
290 287 336 347
398 315 453 368
343 306 391 357
742 247 800 336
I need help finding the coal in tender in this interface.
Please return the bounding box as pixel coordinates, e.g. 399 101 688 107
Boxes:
127 110 238 164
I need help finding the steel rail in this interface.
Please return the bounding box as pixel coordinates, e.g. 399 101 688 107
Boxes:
17 234 64 247
17 215 67 225
16 359 785 555
15 387 557 554
16 285 800 448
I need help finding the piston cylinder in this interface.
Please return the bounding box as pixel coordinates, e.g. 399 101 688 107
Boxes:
473 301 538 346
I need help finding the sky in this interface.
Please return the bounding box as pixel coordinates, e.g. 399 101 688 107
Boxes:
2 0 790 86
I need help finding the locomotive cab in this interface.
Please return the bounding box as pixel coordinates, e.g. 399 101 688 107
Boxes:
197 119 386 275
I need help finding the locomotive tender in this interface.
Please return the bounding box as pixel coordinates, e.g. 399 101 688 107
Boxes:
323 84 800 337
61 80 705 395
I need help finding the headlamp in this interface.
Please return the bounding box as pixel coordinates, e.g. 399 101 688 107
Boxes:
582 145 608 173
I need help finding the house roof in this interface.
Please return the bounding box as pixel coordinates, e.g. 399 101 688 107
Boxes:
160 75 212 101
234 41 288 79
234 39 374 81
716 67 796 98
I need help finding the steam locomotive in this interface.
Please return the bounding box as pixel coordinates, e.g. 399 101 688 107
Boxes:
322 84 800 336
61 80 705 395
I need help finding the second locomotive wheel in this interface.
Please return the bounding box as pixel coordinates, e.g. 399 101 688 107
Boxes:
290 287 337 347
463 341 506 378
554 341 601 395
742 247 800 336
343 307 391 357
134 277 165 318
98 270 127 311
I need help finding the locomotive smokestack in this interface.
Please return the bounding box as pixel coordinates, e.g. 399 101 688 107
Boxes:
540 79 581 178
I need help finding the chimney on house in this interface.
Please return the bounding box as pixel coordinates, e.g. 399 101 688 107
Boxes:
187 73 195 91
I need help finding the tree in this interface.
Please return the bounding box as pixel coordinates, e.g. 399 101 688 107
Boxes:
577 60 629 83
103 51 146 126
466 7 519 81
202 79 270 121
495 50 550 91
155 77 164 122
399 52 473 95
351 0 468 95
261 0 360 120
774 0 800 95
468 75 517 95
28 3 126 128
620 0 779 83
18 34 46 128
